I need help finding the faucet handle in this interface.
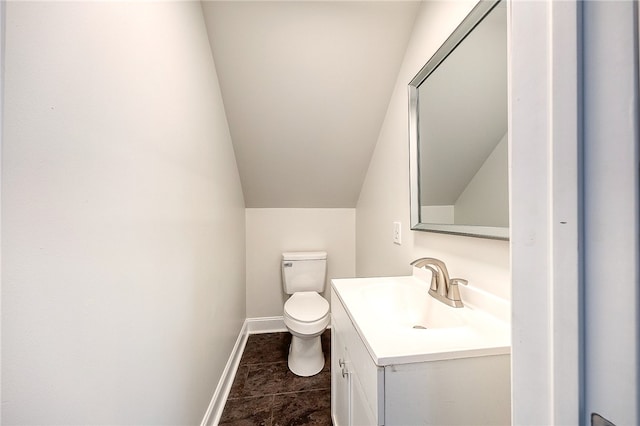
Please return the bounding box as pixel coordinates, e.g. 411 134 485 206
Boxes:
451 278 468 286
447 278 467 308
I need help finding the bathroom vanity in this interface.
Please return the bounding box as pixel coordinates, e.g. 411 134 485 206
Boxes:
330 276 511 426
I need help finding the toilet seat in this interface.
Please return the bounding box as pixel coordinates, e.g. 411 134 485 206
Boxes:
284 292 329 336
284 292 329 322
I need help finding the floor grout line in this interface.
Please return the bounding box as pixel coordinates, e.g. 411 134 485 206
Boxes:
227 387 333 401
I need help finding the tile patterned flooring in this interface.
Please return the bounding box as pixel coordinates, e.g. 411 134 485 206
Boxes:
219 331 332 426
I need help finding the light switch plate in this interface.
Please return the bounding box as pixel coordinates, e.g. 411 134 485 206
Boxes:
393 221 401 245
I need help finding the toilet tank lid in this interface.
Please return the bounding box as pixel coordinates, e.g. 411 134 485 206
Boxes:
282 251 327 261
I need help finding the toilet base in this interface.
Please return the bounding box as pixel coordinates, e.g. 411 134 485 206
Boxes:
287 334 324 377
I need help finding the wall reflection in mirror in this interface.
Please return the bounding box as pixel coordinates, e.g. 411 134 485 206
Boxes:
409 0 508 240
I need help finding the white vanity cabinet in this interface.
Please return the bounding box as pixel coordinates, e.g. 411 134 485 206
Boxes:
331 287 383 426
330 327 350 424
331 281 511 426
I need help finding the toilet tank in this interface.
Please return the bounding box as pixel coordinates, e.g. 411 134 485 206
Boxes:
282 251 327 294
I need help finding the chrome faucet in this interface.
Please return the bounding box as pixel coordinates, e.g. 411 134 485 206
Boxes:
410 257 467 308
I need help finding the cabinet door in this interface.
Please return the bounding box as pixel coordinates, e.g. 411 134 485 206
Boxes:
351 373 378 426
331 323 350 426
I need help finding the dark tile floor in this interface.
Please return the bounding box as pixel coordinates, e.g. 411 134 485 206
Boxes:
219 330 332 426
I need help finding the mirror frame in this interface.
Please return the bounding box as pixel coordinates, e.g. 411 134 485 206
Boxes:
408 0 508 240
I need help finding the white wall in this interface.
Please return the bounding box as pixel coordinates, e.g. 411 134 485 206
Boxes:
2 2 245 424
356 0 510 303
246 208 355 318
581 2 638 423
0 1 5 421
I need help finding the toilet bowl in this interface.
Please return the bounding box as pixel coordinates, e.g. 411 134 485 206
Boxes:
281 252 329 377
284 292 330 376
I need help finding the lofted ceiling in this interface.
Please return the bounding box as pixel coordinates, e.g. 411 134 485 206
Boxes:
201 1 421 208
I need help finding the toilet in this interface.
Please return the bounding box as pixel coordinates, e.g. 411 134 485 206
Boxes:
281 251 330 377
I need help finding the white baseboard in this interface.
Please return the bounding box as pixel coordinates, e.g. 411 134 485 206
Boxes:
200 320 249 426
246 316 287 333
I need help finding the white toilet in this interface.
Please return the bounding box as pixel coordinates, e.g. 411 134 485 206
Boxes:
281 251 330 377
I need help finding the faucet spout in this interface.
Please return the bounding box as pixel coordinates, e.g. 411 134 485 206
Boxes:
410 257 465 308
410 257 450 296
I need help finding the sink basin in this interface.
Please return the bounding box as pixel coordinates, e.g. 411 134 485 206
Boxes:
361 280 465 330
331 275 510 365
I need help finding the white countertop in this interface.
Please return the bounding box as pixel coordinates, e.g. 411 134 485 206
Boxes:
331 275 511 366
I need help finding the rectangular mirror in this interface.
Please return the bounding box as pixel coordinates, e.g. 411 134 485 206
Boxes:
409 0 508 240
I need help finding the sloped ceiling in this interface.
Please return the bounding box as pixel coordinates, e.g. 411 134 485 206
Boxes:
201 1 420 207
